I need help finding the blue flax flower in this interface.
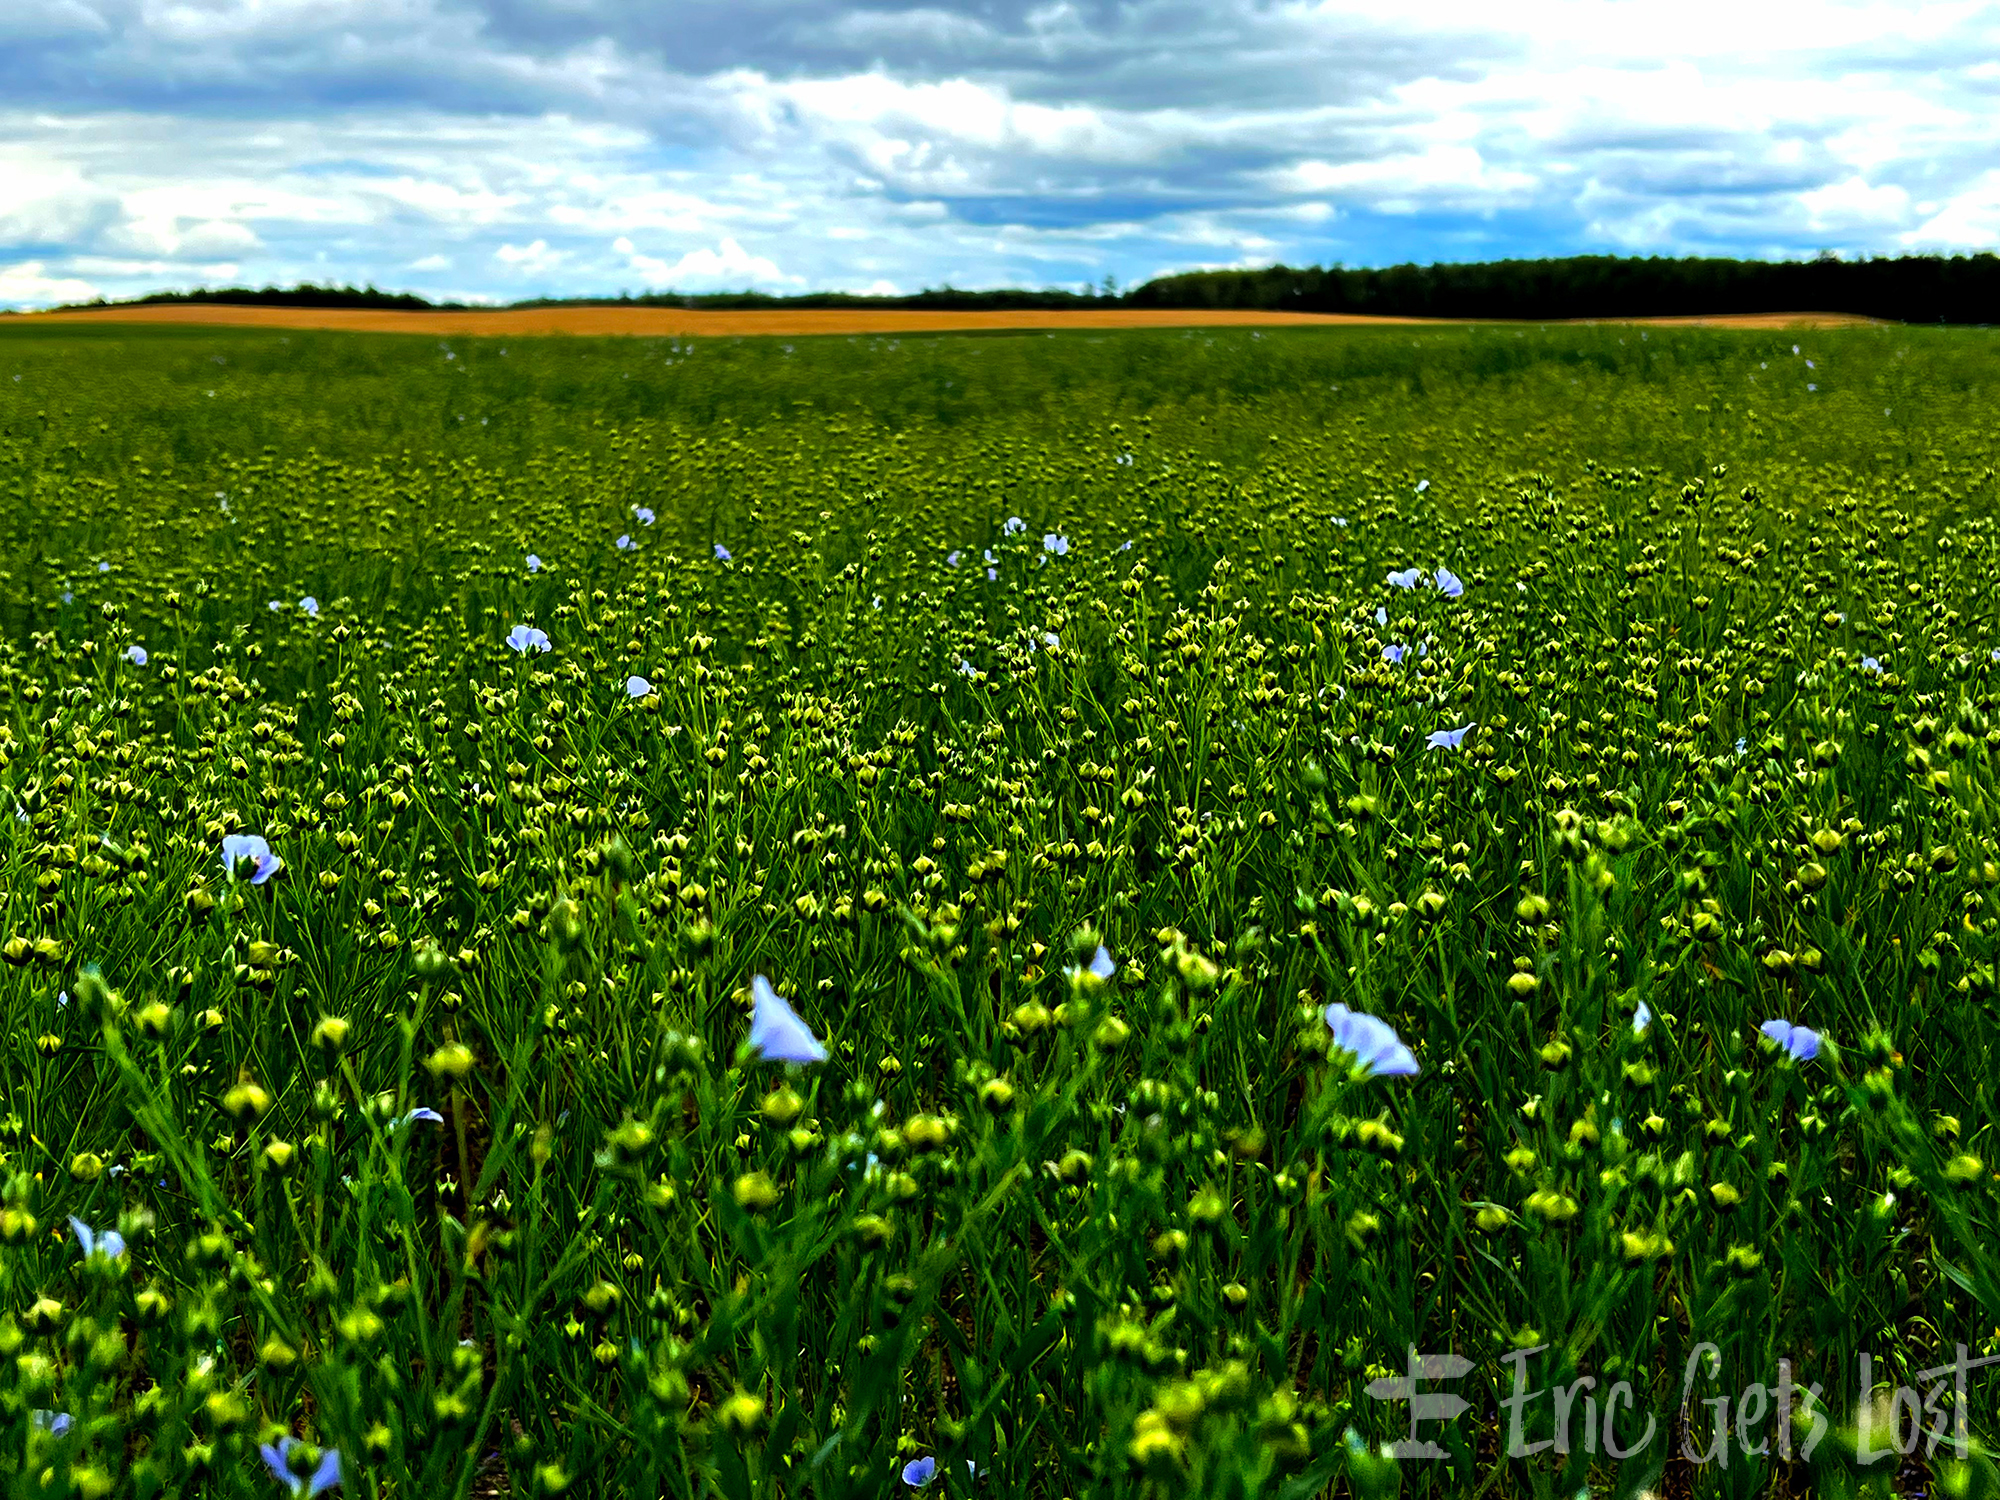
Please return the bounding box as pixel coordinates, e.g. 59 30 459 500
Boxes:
1435 566 1463 598
750 976 827 1064
526 554 542 573
221 834 283 886
69 1216 126 1261
1633 1001 1652 1034
1004 516 1026 535
1759 1019 1821 1061
1387 568 1424 589
1382 644 1405 665
946 550 961 567
1861 656 1882 674
299 597 319 618
902 1457 937 1488
124 645 148 666
626 675 653 698
1323 1004 1418 1077
259 1437 343 1497
714 543 732 561
1043 533 1069 555
505 625 551 654
1426 723 1473 750
615 534 634 551
634 506 655 525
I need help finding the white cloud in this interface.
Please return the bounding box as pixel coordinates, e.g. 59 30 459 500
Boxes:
1801 175 1913 232
495 237 568 273
623 237 799 289
1906 170 2000 249
0 259 98 307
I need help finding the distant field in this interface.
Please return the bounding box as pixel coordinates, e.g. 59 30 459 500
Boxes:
7 301 1882 337
1 319 1996 1499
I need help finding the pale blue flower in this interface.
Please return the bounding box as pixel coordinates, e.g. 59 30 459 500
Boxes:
1323 1003 1418 1077
389 1108 445 1129
946 550 961 567
634 506 655 525
299 597 319 618
714 543 732 561
1734 737 1747 757
749 976 827 1064
1633 1001 1652 1035
615 534 634 551
124 645 148 666
1415 479 1430 493
1861 656 1882 674
1387 568 1424 589
506 624 551 654
31 1410 71 1436
1426 723 1473 750
1374 606 1387 626
259 1437 343 1497
526 554 542 573
1004 516 1026 534
1435 566 1464 599
1759 1018 1821 1062
1043 533 1069 555
1382 644 1405 665
1088 945 1115 981
221 833 283 885
983 549 996 564
626 675 653 698
69 1216 126 1261
986 568 997 581
1119 539 1133 551
903 1457 937 1488
269 600 284 612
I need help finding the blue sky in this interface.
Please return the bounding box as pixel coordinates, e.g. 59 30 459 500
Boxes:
3 0 1998 308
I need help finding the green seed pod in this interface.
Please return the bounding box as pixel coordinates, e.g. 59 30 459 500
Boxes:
731 1172 781 1213
221 1077 271 1123
1945 1154 1985 1187
425 1043 475 1081
760 1087 804 1129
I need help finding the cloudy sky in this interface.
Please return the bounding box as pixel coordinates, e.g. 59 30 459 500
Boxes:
3 0 1998 308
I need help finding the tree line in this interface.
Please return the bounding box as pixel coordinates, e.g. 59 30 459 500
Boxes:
33 254 2000 323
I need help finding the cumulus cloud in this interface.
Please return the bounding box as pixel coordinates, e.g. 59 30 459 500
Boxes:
3 0 1999 307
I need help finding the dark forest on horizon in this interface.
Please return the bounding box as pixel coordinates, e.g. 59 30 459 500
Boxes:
21 251 2000 324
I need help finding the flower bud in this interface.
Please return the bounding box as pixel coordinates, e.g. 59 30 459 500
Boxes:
426 1043 475 1081
221 1077 272 1123
731 1172 780 1213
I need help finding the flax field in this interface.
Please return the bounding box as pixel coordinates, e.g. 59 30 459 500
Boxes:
2 318 2000 1499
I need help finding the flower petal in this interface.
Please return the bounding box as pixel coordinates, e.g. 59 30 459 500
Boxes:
749 976 827 1065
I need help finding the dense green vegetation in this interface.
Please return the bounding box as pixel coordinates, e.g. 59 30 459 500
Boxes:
1 321 1999 1498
